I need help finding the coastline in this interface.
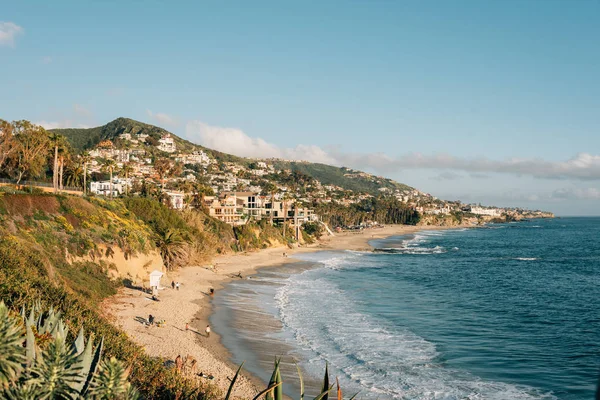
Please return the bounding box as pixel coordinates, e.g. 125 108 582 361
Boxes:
105 224 470 398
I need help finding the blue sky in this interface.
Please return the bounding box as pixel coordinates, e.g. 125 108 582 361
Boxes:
1 1 599 215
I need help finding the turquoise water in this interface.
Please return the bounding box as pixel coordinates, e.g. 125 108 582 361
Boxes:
212 218 600 399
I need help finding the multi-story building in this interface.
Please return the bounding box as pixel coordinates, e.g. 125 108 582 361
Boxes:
158 134 176 153
204 194 245 225
90 181 125 197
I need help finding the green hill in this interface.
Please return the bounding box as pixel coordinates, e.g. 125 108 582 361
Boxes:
271 160 413 194
52 117 413 195
50 117 243 162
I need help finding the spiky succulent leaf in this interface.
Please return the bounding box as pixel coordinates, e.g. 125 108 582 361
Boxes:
251 382 283 400
321 362 329 400
25 323 36 365
295 362 305 400
73 327 85 357
336 377 342 400
3 381 41 400
81 337 103 396
0 302 26 385
89 357 136 399
225 361 244 400
72 333 94 394
274 363 283 400
27 308 35 328
266 358 281 400
28 337 83 399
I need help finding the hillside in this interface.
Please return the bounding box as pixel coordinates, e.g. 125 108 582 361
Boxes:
52 117 415 196
272 160 413 194
50 117 244 163
0 186 309 398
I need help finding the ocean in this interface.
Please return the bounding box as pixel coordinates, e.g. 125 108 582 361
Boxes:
211 217 600 399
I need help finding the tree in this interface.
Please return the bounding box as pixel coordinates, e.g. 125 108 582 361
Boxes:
120 162 135 197
0 119 16 173
5 121 50 184
155 229 188 270
48 132 65 192
65 158 85 189
100 159 117 199
154 158 171 190
81 151 92 194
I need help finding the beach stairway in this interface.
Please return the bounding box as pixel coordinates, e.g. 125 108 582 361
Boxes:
319 221 335 236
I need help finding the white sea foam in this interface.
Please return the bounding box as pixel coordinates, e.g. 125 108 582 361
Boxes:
514 257 538 261
274 262 555 399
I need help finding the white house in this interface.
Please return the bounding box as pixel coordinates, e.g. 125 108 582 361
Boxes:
470 206 503 217
165 191 185 210
158 135 176 153
90 181 125 197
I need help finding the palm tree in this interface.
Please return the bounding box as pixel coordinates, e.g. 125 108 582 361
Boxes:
65 159 84 189
155 229 188 270
48 133 68 192
153 158 171 190
100 159 117 199
120 162 135 197
49 132 61 192
81 151 91 194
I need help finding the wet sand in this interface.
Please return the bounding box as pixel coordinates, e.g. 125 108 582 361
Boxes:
106 224 468 398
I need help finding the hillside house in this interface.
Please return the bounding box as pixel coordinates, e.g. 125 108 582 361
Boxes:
165 191 185 210
158 134 176 153
90 180 125 197
204 194 245 225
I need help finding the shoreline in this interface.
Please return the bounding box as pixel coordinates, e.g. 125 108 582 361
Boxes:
105 224 472 398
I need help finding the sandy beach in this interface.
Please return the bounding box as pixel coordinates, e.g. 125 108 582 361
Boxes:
105 224 465 399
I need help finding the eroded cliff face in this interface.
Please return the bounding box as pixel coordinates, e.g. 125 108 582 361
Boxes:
418 214 481 227
67 246 165 287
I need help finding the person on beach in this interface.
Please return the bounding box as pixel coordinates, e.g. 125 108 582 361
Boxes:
209 288 214 296
185 322 189 331
176 282 180 291
205 324 211 337
148 314 154 325
171 280 175 289
175 355 183 373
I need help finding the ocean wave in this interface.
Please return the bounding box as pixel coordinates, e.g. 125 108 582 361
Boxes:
374 246 447 255
514 257 538 261
274 271 555 400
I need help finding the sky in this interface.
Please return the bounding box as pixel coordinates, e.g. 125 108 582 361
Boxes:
1 1 599 216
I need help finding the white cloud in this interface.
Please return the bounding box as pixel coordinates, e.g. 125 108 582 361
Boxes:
431 172 463 181
35 120 90 130
0 21 23 47
147 110 178 127
550 187 600 200
332 152 600 180
184 119 600 181
185 120 336 164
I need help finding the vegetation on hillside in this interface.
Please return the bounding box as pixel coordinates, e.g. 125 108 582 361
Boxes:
314 196 420 228
47 117 414 196
272 161 413 196
0 235 217 399
49 117 244 163
0 302 138 399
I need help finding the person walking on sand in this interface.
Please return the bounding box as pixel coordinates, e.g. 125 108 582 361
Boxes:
171 280 175 290
176 282 180 291
205 324 211 338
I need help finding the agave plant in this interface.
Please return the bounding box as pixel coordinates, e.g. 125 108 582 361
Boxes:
225 358 358 400
0 301 139 399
